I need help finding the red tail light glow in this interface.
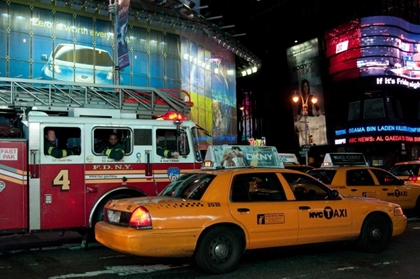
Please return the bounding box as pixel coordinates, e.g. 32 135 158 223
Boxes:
408 176 419 182
129 206 152 229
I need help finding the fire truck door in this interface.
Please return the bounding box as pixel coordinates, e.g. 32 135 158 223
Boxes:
39 126 85 230
0 139 28 232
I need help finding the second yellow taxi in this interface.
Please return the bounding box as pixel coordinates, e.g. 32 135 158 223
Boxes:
307 152 420 215
95 146 407 274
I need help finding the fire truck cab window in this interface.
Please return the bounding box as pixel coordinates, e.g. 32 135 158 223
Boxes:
44 127 81 158
94 128 132 156
156 129 189 158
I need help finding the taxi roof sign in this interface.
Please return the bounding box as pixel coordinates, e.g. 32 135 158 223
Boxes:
278 153 299 165
202 145 284 170
321 152 368 168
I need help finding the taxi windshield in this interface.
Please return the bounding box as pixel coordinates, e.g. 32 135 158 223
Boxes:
390 164 419 176
159 173 216 200
307 169 337 184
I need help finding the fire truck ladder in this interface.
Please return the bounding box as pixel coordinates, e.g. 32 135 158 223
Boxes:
0 77 194 118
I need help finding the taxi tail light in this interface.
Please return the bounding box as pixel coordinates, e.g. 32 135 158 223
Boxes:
394 206 404 216
408 175 419 182
129 206 152 229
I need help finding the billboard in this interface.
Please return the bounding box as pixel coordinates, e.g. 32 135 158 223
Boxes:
0 1 237 145
117 0 130 69
325 15 420 89
286 38 328 147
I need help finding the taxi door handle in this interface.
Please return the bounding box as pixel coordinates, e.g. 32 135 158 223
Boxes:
299 206 310 210
237 208 250 212
382 188 389 191
350 189 358 192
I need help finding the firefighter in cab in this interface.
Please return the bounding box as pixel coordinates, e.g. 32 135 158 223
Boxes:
44 129 80 158
156 130 179 158
96 133 125 161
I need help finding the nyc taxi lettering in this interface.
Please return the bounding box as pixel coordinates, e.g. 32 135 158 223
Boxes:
309 206 347 219
92 164 132 170
331 185 346 190
257 213 285 224
387 190 408 197
362 192 377 198
207 202 221 207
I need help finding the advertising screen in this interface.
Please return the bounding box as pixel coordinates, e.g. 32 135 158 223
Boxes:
325 15 420 89
286 38 328 147
0 2 237 145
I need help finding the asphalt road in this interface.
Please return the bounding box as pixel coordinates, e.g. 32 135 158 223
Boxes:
1 218 420 278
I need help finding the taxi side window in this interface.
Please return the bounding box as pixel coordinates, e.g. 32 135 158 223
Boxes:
346 169 375 186
282 173 331 201
370 169 401 185
230 173 286 202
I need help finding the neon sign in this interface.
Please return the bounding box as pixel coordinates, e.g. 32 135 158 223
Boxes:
376 77 420 89
348 135 420 143
335 125 420 136
248 137 266 146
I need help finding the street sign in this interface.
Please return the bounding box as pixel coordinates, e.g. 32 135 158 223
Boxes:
301 144 311 151
299 151 306 156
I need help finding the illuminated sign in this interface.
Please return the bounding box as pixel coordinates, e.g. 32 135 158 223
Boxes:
249 137 266 146
325 15 420 86
322 152 368 167
348 135 420 143
335 138 346 145
335 124 420 136
335 40 349 54
375 77 420 89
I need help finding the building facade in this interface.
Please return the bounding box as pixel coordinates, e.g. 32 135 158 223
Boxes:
241 0 420 167
1 0 261 148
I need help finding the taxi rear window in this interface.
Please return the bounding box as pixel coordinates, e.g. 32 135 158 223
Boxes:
306 169 336 184
390 164 420 176
159 173 216 200
284 165 313 173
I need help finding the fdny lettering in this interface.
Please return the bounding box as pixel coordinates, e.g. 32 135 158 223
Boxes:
93 164 132 170
387 190 408 197
309 206 347 219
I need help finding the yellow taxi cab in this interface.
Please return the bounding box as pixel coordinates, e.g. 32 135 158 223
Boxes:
389 160 420 185
278 152 314 172
95 146 407 275
307 153 420 215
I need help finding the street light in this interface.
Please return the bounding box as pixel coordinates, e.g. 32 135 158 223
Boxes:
293 91 317 165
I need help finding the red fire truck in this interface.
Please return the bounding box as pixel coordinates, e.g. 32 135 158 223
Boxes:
0 77 204 244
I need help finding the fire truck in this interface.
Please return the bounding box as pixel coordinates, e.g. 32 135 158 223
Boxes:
0 77 204 244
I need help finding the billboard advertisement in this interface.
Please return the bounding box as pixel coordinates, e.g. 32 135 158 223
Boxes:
286 38 328 147
117 0 130 69
325 15 420 89
0 2 237 145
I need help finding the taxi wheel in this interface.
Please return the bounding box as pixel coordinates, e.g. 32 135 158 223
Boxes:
194 226 243 274
357 213 391 253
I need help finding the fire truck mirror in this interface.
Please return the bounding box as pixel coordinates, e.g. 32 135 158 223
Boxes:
179 130 187 155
